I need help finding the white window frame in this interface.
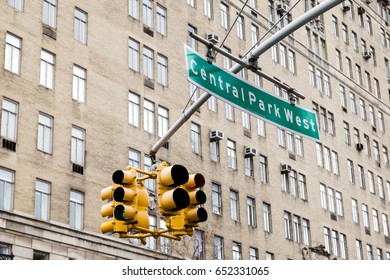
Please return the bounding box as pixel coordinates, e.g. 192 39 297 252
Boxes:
72 65 86 103
4 33 21 74
37 113 53 154
43 0 57 28
74 8 87 44
1 98 18 142
71 126 85 166
69 190 84 230
35 179 51 221
40 49 55 89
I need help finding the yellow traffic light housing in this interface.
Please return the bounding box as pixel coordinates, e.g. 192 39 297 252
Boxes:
157 162 190 216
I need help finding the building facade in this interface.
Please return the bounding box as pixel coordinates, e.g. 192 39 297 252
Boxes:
0 0 389 260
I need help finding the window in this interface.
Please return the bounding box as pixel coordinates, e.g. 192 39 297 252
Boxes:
230 190 239 221
259 155 268 183
144 155 155 192
1 98 18 143
257 118 266 137
156 5 166 36
247 197 256 227
339 85 347 110
332 15 339 36
74 8 87 44
72 65 86 103
128 38 140 72
8 0 23 11
128 91 140 127
220 3 229 29
284 211 292 240
251 24 259 47
263 202 272 233
211 182 222 215
40 50 55 89
143 47 154 79
368 171 375 194
378 111 385 132
357 165 365 189
210 140 220 162
237 15 244 39
302 219 311 246
280 44 287 68
71 126 85 168
214 236 224 259
382 214 389 237
4 33 21 74
157 54 167 86
204 0 213 18
350 92 356 114
225 104 234 121
323 227 330 253
208 96 217 112
362 204 370 228
242 112 250 130
191 122 201 154
37 113 53 154
293 215 301 243
143 0 153 28
143 99 154 133
373 209 379 233
250 247 258 260
157 106 168 138
0 167 14 211
128 0 139 19
347 159 355 184
35 179 50 221
43 0 57 28
128 148 140 168
227 139 237 169
69 190 84 230
352 199 359 224
232 242 242 260
288 50 296 74
356 240 363 260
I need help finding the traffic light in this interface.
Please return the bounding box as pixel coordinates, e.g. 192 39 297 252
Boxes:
183 173 208 226
100 167 150 235
171 173 208 237
157 162 190 216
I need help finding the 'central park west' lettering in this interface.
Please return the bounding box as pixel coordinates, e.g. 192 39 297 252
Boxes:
186 46 320 141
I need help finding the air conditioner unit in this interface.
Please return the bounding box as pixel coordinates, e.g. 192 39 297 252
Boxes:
364 0 372 4
280 164 292 174
210 130 224 141
206 33 219 44
342 3 351 12
244 147 257 157
357 6 365 14
276 4 289 14
363 51 371 60
356 143 364 151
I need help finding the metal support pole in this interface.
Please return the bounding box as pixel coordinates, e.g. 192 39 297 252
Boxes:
149 0 345 158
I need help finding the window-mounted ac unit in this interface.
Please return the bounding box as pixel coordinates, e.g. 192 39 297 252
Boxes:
280 164 292 174
342 3 351 12
210 130 224 141
363 51 371 60
357 6 365 14
276 4 289 14
364 0 372 4
206 33 219 44
244 147 257 157
356 143 364 151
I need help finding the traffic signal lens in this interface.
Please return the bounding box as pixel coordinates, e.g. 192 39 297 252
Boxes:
185 173 205 189
161 188 190 210
160 164 189 186
186 207 208 223
113 187 135 202
112 169 136 184
114 204 136 220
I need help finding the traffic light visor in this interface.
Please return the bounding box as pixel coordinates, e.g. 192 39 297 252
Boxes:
184 173 205 189
160 165 189 187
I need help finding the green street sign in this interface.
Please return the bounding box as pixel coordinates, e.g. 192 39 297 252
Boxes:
185 46 320 141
